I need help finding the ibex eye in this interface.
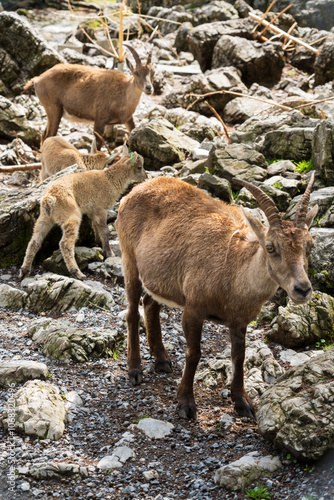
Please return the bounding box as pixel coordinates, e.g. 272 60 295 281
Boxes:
266 245 275 253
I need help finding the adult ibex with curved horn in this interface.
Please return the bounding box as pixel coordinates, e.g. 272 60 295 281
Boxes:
116 173 318 419
22 45 153 149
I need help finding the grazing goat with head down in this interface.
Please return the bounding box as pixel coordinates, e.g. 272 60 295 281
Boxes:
115 173 318 419
40 136 114 181
22 45 153 150
19 151 146 281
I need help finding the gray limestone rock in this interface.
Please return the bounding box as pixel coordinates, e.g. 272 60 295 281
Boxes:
28 316 124 362
43 247 104 276
21 273 115 313
286 185 334 228
0 284 27 309
314 37 334 86
0 95 40 146
134 418 175 439
97 446 135 469
260 127 314 162
212 36 284 87
309 228 334 294
0 11 65 96
312 120 334 186
127 118 199 170
208 142 268 186
268 292 334 348
214 451 282 491
0 360 48 387
0 380 66 440
257 349 334 461
19 462 89 479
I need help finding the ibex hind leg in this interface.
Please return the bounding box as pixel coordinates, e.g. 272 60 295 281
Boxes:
59 216 85 280
41 103 63 143
143 293 172 373
230 326 255 418
19 216 54 280
123 256 143 385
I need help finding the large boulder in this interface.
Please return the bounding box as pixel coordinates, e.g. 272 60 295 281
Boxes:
260 127 314 162
312 120 334 186
286 185 334 228
212 36 284 87
0 380 67 440
208 141 268 187
257 349 334 461
28 317 124 362
162 67 247 115
188 18 255 72
314 37 334 86
309 228 334 294
0 95 41 146
0 11 65 96
268 291 334 348
127 118 199 169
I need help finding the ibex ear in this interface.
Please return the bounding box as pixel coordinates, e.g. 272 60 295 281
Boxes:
305 204 319 228
126 57 135 74
90 137 97 154
241 207 266 245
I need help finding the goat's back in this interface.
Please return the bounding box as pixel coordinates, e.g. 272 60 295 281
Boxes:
40 137 82 179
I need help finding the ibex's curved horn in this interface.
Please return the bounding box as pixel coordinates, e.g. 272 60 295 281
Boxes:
124 44 141 66
233 178 283 227
146 47 153 65
293 171 315 228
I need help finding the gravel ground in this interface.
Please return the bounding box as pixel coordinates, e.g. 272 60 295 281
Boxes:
0 267 333 500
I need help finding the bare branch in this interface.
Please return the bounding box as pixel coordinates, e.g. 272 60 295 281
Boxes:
204 100 230 144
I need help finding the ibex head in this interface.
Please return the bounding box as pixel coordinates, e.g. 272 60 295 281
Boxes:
124 44 153 95
234 173 319 305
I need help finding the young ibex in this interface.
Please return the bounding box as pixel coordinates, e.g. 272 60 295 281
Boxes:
22 45 153 149
19 152 146 281
116 173 318 419
40 136 114 181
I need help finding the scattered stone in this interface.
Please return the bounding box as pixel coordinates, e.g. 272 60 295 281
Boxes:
214 451 282 491
134 418 175 439
20 462 89 479
97 446 135 469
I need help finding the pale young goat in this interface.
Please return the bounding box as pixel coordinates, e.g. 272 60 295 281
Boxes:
116 173 318 419
19 152 146 281
40 136 114 181
22 45 153 149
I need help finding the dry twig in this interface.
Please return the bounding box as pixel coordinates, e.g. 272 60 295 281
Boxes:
204 101 230 143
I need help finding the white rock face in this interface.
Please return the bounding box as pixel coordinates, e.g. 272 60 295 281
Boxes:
0 360 48 387
214 451 282 491
20 462 89 479
97 446 135 469
135 418 174 439
0 380 66 440
257 349 334 461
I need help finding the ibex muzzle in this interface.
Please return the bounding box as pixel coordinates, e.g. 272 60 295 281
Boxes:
116 173 318 420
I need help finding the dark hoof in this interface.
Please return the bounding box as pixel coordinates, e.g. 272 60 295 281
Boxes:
129 370 143 386
155 360 172 373
18 268 29 281
178 404 197 420
234 401 256 419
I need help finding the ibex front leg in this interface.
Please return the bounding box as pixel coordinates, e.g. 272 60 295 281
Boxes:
178 307 203 420
143 293 172 373
125 259 143 385
59 217 85 280
230 325 255 418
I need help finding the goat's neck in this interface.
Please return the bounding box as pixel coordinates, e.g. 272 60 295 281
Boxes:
238 243 278 303
126 76 143 107
104 165 134 200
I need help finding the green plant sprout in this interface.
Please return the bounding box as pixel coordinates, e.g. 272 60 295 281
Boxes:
246 483 272 499
294 159 314 173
